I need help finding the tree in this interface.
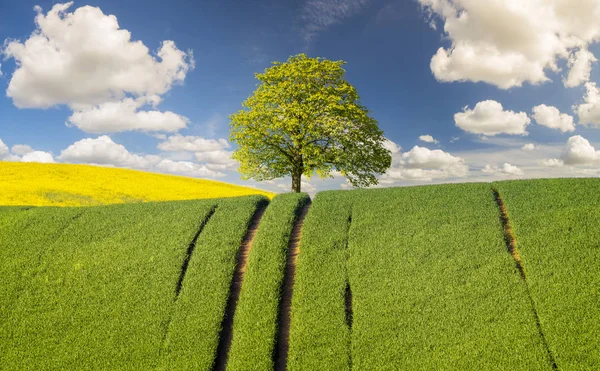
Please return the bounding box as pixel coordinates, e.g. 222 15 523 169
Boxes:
229 53 391 192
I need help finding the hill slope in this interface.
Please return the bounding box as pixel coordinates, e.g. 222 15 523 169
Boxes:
0 162 273 206
1 179 599 370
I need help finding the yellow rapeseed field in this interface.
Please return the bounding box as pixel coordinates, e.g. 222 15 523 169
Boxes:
0 162 274 206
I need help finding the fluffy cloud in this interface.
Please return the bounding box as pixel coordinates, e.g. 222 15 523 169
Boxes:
21 151 55 163
522 143 536 151
420 0 600 89
194 150 237 170
454 100 530 136
559 135 600 165
419 135 439 143
2 2 193 109
11 144 34 155
155 159 223 178
158 135 230 152
574 82 600 126
564 49 598 88
58 135 159 168
381 143 468 182
0 139 9 157
543 158 564 167
67 96 189 133
482 163 524 176
58 135 227 178
532 104 575 132
0 139 53 163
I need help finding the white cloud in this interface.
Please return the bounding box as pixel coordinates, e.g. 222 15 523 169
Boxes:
58 135 227 178
419 0 600 89
67 96 188 133
482 163 524 176
522 143 536 151
0 139 54 163
383 138 401 154
532 104 575 132
381 143 468 182
560 135 600 165
21 151 55 163
158 135 230 152
194 150 237 169
300 180 317 193
454 100 530 136
543 158 564 167
564 48 598 87
2 2 194 109
419 134 439 143
155 159 224 178
0 139 9 157
58 135 159 168
11 144 34 155
574 82 600 126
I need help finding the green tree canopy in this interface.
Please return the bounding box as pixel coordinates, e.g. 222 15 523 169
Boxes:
229 53 391 192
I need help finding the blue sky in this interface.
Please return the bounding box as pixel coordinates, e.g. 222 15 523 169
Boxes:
2 0 600 193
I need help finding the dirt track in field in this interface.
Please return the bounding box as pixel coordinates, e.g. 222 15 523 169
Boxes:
274 202 311 371
213 205 267 371
492 189 558 370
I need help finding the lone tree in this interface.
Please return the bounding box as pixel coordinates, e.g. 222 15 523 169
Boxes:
229 54 391 192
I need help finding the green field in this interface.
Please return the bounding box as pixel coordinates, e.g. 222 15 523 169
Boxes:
1 179 599 370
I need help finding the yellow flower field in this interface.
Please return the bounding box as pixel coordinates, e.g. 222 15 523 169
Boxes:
0 162 274 206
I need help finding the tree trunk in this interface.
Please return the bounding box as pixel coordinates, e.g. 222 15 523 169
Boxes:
291 168 302 193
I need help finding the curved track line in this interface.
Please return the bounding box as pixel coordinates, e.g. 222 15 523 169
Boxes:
274 202 311 371
213 205 268 371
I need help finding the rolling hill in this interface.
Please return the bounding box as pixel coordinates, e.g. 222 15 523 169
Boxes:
1 178 598 370
0 162 273 206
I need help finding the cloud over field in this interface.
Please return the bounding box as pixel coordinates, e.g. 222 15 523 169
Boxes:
482 163 524 176
574 83 600 127
532 104 575 132
454 100 530 136
0 138 54 163
419 135 439 144
58 135 226 178
380 141 468 183
2 2 193 133
419 0 600 89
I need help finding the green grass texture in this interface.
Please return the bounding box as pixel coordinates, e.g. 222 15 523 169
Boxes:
495 179 600 370
347 183 552 370
288 191 353 371
227 192 310 371
157 195 268 370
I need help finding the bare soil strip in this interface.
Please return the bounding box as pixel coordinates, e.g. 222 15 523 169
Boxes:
213 205 268 371
274 202 312 371
492 189 558 370
344 282 353 329
175 205 218 297
344 213 353 370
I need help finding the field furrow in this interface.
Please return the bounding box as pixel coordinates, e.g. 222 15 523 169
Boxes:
275 200 311 371
0 200 218 370
495 179 600 370
156 195 268 371
347 184 553 370
288 191 352 371
227 192 310 371
213 204 267 371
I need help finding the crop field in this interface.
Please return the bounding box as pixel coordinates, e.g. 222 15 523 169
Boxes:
227 192 310 371
1 179 598 370
495 179 600 370
0 162 273 206
0 195 267 370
